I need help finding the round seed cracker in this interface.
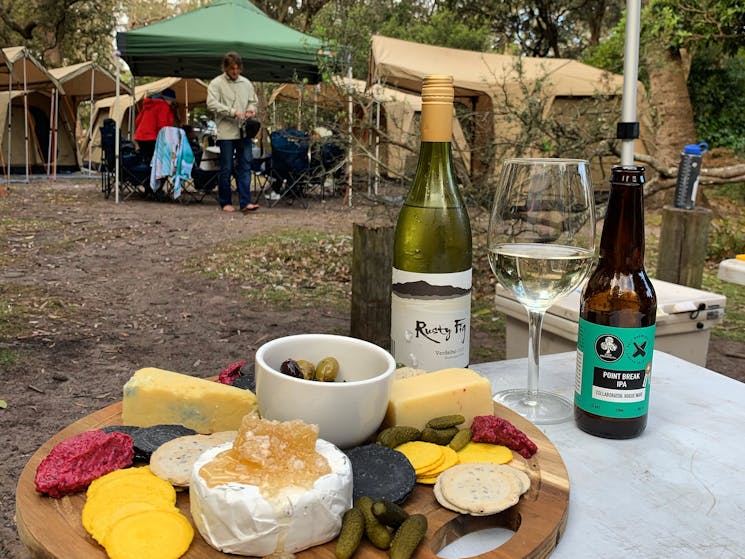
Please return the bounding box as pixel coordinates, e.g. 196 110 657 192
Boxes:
502 464 531 494
439 463 521 515
150 431 237 486
433 478 469 514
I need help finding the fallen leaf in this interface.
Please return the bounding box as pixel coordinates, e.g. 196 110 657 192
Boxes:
0 400 7 409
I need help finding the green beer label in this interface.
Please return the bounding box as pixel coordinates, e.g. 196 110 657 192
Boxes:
575 318 656 419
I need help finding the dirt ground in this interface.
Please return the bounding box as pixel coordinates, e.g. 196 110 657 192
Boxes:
1 178 743 559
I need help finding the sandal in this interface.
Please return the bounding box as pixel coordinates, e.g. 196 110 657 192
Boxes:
222 205 236 212
241 204 260 212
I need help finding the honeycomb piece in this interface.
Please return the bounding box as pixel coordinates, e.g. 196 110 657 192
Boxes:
200 415 331 496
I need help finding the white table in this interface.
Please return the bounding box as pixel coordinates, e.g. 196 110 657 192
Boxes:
468 351 745 559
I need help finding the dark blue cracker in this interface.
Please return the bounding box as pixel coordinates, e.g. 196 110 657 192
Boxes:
231 372 255 392
132 424 197 461
101 425 142 436
345 444 416 505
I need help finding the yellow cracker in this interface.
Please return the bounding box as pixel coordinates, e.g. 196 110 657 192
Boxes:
395 441 444 471
415 450 446 475
456 442 512 465
416 474 439 485
418 446 459 476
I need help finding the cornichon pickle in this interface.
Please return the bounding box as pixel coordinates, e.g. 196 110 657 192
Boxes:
389 514 428 559
355 495 391 549
426 414 465 430
372 499 409 528
295 359 316 380
335 507 365 559
315 356 340 382
420 426 458 445
448 428 472 451
376 426 421 448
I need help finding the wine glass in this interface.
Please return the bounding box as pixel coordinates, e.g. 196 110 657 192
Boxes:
487 158 596 424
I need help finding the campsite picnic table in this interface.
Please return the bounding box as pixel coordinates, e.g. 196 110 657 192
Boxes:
468 350 745 559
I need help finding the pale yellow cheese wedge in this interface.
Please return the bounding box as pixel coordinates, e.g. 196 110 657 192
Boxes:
122 367 257 434
383 368 494 430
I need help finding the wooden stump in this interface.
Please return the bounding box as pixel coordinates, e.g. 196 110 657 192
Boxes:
350 223 394 348
656 205 712 288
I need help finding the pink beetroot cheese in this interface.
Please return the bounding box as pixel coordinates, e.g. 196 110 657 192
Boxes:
34 430 134 497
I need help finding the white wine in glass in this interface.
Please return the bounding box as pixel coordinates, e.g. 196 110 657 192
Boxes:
488 158 596 424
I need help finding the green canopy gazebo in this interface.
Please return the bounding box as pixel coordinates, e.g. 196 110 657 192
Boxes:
115 0 326 83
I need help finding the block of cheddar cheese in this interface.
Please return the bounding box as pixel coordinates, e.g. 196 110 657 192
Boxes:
383 367 494 430
122 367 257 434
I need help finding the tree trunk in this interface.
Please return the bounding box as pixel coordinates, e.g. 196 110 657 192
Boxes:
643 46 697 167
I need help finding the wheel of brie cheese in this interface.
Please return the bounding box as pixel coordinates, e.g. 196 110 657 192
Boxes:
189 439 353 556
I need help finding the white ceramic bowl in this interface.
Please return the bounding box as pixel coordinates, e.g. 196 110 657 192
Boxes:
255 334 396 449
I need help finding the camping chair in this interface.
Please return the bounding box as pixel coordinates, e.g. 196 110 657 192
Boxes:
180 131 220 203
250 154 273 203
99 119 150 200
269 129 311 208
307 135 346 200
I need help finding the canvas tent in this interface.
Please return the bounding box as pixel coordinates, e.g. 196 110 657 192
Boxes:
368 35 653 177
269 77 471 179
1 46 67 181
116 0 326 83
80 77 208 168
0 90 78 174
49 62 129 169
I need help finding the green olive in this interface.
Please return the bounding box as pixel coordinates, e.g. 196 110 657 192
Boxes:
295 359 316 380
315 356 340 382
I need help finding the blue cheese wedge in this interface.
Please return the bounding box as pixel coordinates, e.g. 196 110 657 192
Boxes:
122 367 257 434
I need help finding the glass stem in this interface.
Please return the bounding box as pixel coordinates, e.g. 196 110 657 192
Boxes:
526 309 545 406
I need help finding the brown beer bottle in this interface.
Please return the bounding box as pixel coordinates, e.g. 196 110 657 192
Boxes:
574 165 657 438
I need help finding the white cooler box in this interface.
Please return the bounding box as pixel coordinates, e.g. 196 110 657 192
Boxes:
494 278 726 367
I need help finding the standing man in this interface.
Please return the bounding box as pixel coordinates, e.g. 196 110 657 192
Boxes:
207 52 260 212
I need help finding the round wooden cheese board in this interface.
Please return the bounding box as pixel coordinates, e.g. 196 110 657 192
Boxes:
16 401 569 559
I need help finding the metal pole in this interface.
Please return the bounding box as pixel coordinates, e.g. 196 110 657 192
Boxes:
87 66 95 174
23 55 29 182
114 52 121 203
620 0 641 166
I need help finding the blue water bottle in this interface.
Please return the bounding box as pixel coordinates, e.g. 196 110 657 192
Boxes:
673 142 709 209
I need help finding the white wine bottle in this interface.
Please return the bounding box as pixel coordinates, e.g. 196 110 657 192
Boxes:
391 75 472 370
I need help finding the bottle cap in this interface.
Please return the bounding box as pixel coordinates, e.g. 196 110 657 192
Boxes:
422 75 454 105
683 142 709 155
421 75 454 142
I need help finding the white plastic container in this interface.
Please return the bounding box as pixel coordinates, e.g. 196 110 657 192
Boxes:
717 258 745 286
494 278 726 366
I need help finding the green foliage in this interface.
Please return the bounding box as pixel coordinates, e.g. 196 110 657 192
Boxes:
707 216 745 262
311 0 493 79
379 9 492 53
689 46 745 152
702 274 745 342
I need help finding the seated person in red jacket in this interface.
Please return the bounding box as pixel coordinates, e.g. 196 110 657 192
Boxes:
134 87 176 164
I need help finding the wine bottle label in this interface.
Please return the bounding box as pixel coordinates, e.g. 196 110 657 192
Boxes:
574 318 656 419
391 268 471 370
